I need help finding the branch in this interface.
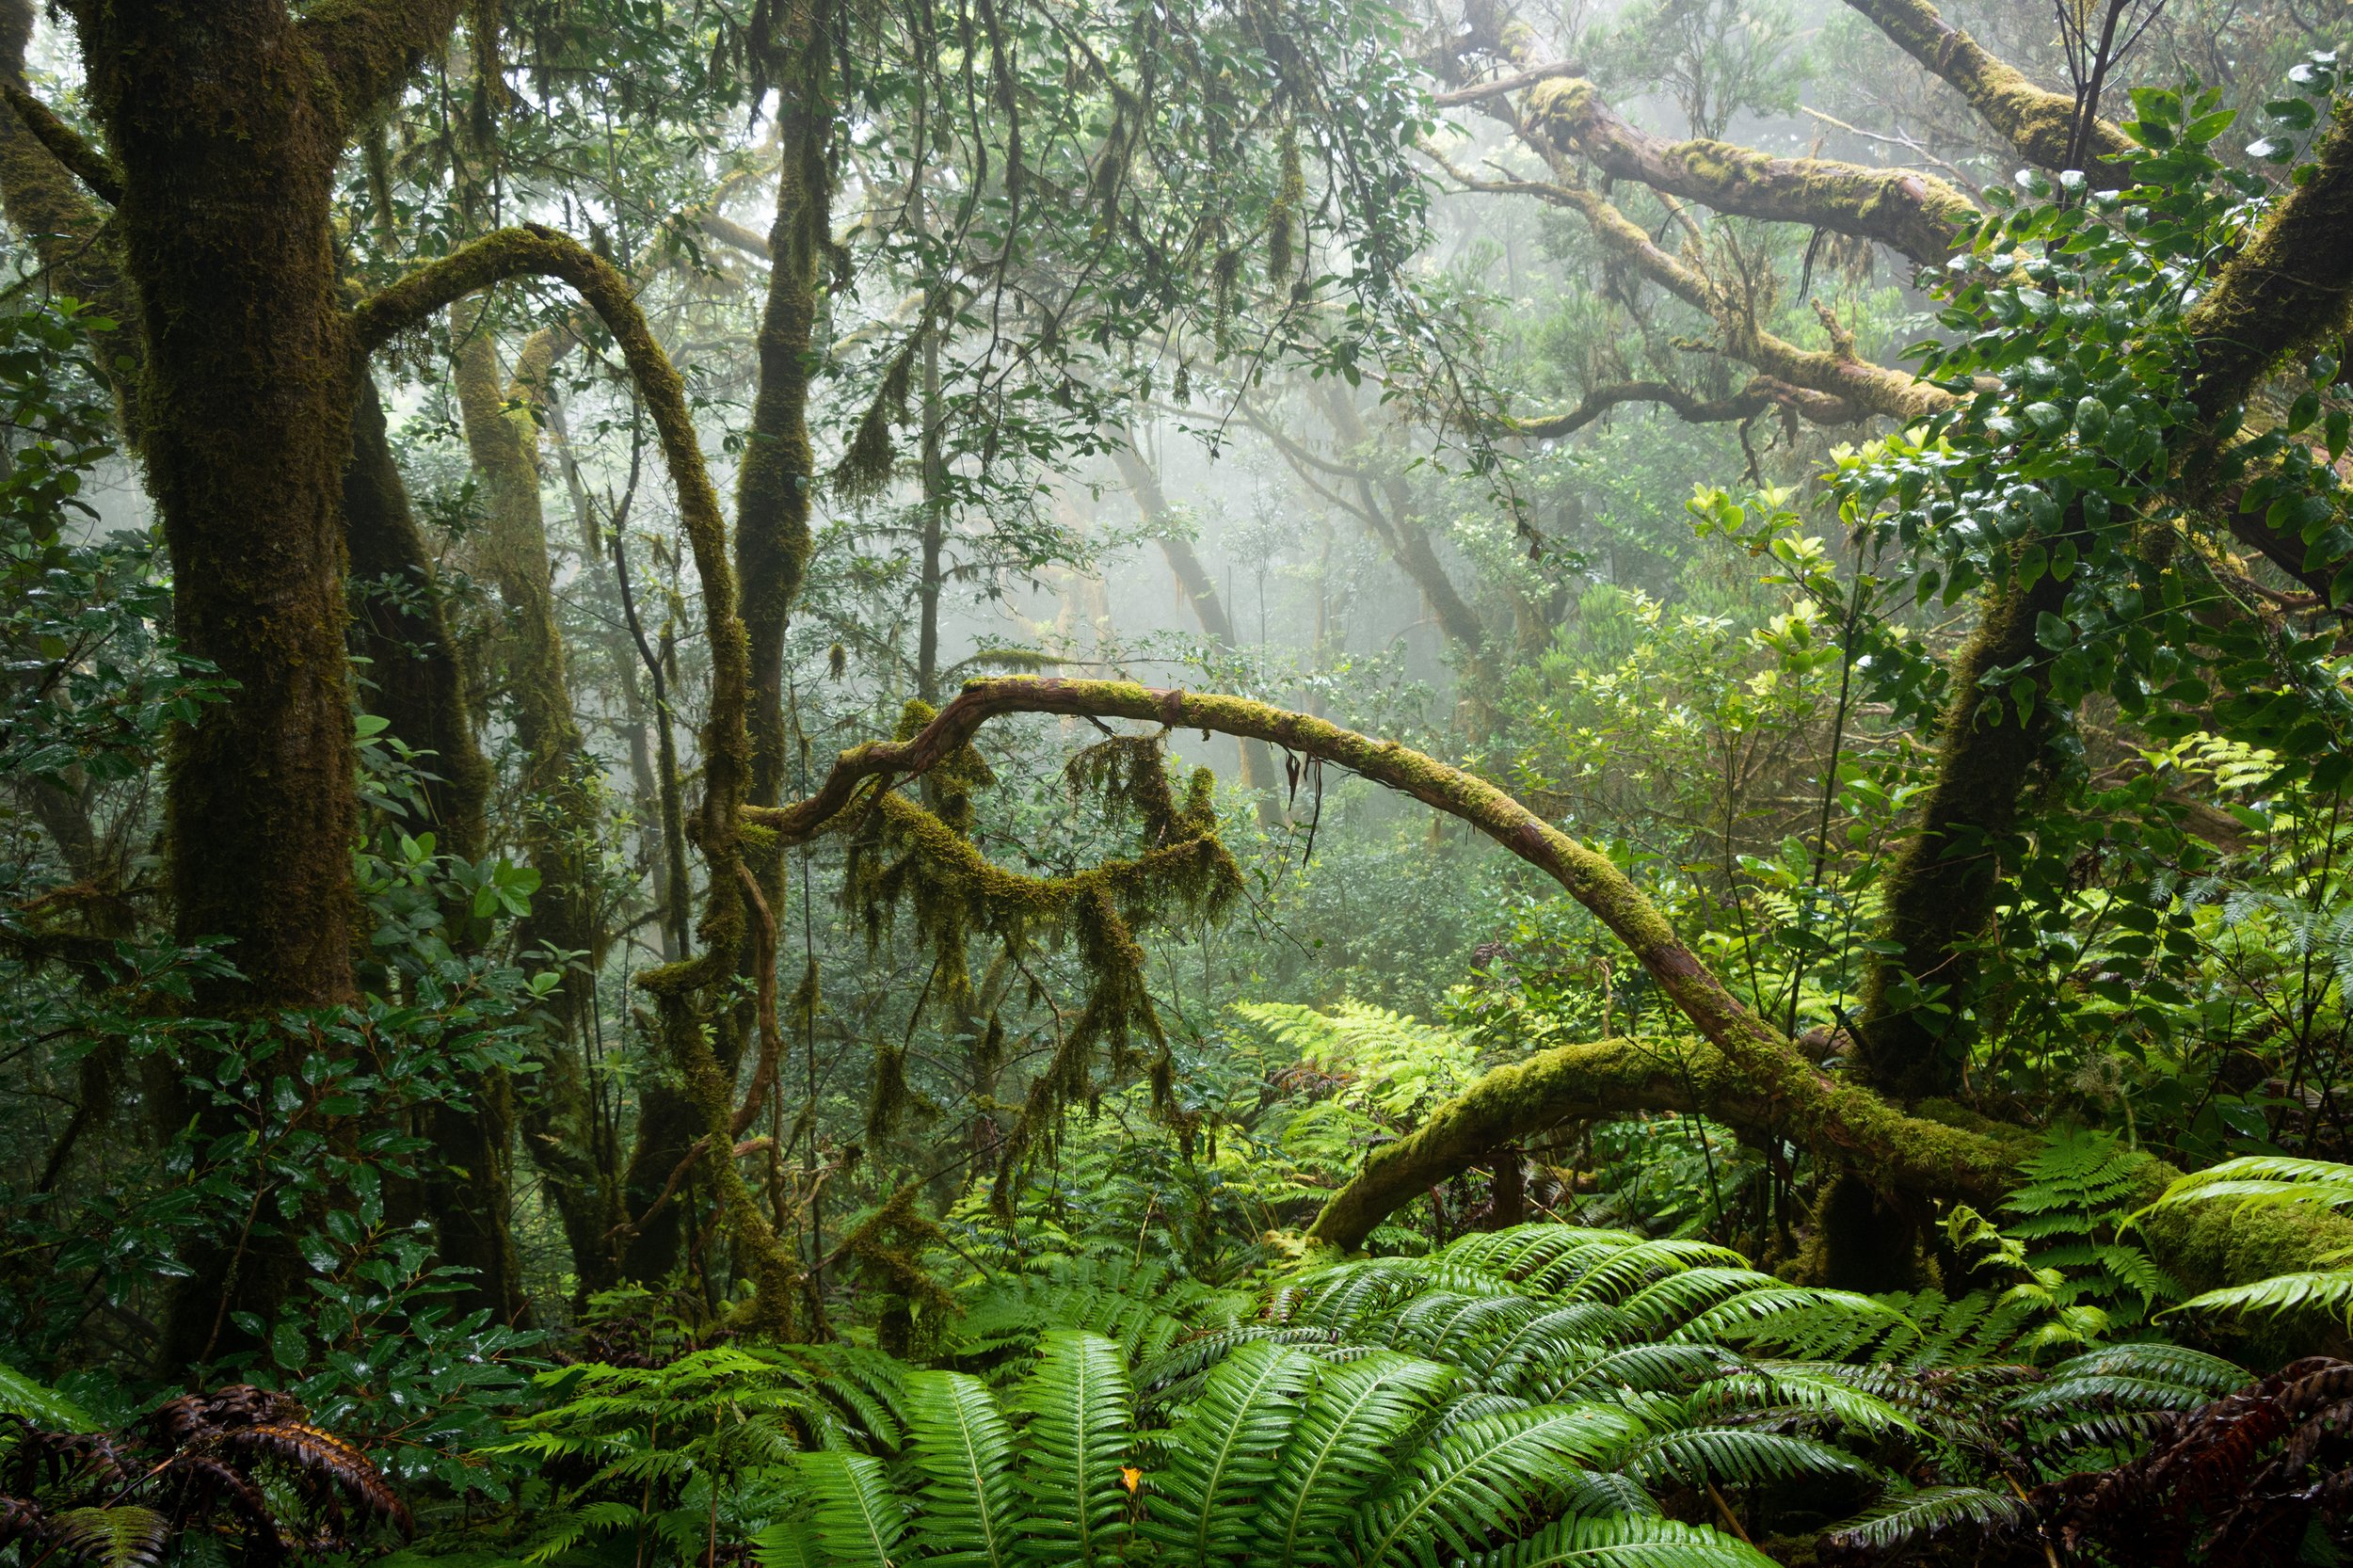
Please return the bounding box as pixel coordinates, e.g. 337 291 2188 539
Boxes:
1304 1017 2353 1314
0 84 118 205
744 677 2024 1206
1843 0 2132 170
2184 100 2353 421
1488 168 1951 422
1432 59 1586 107
1512 380 1761 438
296 0 467 139
1522 77 1978 266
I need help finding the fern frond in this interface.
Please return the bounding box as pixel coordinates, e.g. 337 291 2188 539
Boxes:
49 1507 167 1568
1139 1340 1314 1567
1464 1511 1777 1568
1260 1352 1453 1568
795 1451 908 1568
1349 1404 1639 1568
2169 1269 2353 1325
1013 1331 1133 1568
903 1371 1017 1568
1820 1485 2025 1553
2134 1155 2353 1219
1611 1427 1864 1489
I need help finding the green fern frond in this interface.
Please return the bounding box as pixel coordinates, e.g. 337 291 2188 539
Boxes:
49 1507 167 1568
1349 1404 1639 1568
1013 1331 1133 1568
903 1371 1017 1568
1821 1485 2025 1554
753 1519 824 1568
795 1451 908 1568
2134 1155 2353 1220
2169 1268 2353 1325
1464 1510 1777 1568
1260 1352 1454 1568
1611 1427 1863 1489
1139 1340 1315 1567
2035 1342 2246 1396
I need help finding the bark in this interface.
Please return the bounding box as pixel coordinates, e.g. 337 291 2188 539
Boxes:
1522 77 1977 267
1315 387 1489 653
354 221 796 1329
45 0 462 1372
1853 564 2072 1099
2182 100 2353 424
1301 1023 2353 1316
1842 0 2131 170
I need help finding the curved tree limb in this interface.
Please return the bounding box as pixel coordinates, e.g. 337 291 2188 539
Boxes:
1521 77 1977 266
1300 1021 2353 1307
1509 376 1864 438
744 676 2024 1206
0 83 119 206
1474 166 1954 424
345 221 800 1326
1842 0 2131 170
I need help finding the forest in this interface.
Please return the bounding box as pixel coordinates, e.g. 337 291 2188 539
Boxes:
11 0 2353 1561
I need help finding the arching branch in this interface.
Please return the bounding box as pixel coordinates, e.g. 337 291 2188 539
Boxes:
0 84 119 206
1521 77 1978 266
1509 376 1863 438
744 677 2023 1206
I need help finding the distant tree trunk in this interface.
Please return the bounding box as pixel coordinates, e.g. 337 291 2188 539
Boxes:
344 375 532 1321
1109 440 1284 827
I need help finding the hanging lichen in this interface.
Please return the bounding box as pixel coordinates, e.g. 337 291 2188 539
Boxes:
839 718 1240 1208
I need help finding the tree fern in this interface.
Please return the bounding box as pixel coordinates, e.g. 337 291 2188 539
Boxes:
1011 1332 1132 1568
902 1372 1017 1568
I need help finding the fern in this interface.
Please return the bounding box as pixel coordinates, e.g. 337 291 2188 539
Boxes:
1465 1511 1779 1568
901 1372 1016 1568
1260 1352 1454 1568
1349 1404 1639 1568
795 1451 909 1568
47 1507 167 1568
1819 1485 2026 1555
1140 1341 1315 1567
1011 1332 1132 1567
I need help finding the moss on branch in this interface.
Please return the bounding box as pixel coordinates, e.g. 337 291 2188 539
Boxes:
1842 0 2129 170
1523 77 1977 265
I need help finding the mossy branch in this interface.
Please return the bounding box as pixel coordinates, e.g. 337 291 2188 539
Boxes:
1842 0 2130 170
2184 98 2353 422
746 677 2025 1207
348 222 786 1321
295 0 468 139
0 84 119 206
1522 77 1977 266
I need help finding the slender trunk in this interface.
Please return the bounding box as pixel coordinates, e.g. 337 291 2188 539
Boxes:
344 376 531 1320
917 324 946 703
1853 564 2071 1100
1108 440 1283 825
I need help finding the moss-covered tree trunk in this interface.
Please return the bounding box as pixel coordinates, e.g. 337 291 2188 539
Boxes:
58 0 466 1370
